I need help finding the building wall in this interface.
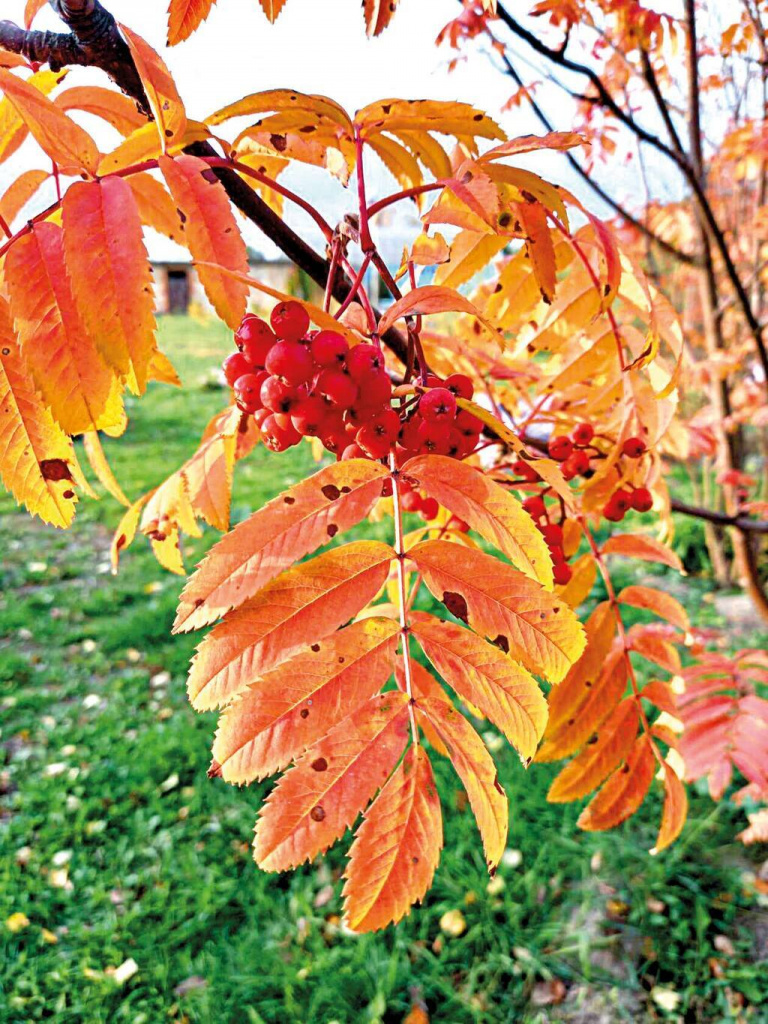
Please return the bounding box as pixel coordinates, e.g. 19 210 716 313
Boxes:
150 261 322 316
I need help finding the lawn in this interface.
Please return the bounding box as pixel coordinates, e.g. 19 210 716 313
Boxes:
1 317 767 1024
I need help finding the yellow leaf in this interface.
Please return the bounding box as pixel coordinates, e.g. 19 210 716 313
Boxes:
434 230 507 289
207 89 352 132
83 432 129 507
6 912 30 933
0 68 98 175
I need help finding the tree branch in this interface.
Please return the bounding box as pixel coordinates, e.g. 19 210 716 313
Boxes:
670 499 768 535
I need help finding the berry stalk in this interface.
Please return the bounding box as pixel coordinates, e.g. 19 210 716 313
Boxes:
389 450 420 748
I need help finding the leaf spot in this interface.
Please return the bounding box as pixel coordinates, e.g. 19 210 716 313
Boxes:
311 758 328 772
327 524 339 538
322 484 341 501
492 635 509 654
442 591 468 623
310 805 325 822
40 459 72 482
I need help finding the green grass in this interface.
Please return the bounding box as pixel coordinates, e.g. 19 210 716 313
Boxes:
1 317 767 1023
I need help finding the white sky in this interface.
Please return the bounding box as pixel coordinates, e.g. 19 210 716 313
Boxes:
2 0 668 257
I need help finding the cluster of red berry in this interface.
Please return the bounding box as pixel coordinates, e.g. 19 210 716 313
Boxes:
510 425 653 585
223 302 482 463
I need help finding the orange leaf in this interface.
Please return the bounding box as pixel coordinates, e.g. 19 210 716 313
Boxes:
537 647 628 761
577 735 656 831
212 618 400 783
630 628 681 674
126 172 186 241
547 698 639 802
182 429 236 531
409 539 585 684
413 614 547 762
111 491 153 570
479 132 586 162
256 0 290 23
186 540 395 710
517 199 556 303
159 153 249 328
378 286 505 347
0 300 77 528
404 454 553 587
0 169 48 228
343 746 442 932
651 762 687 854
55 86 146 137
618 585 690 632
253 692 410 871
24 0 48 29
168 0 219 44
82 432 129 507
119 25 186 149
543 602 616 739
601 533 684 573
175 459 389 632
363 0 401 36
0 68 99 175
5 222 123 435
97 120 210 176
394 657 450 756
417 696 507 870
62 176 157 394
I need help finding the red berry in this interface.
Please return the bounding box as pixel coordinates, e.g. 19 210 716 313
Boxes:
622 437 647 458
311 330 348 367
420 497 439 521
260 375 300 414
612 488 633 513
460 433 480 457
291 396 329 437
270 300 309 342
419 388 457 421
540 524 564 549
357 423 392 460
548 436 574 462
418 418 451 455
233 372 267 413
401 491 423 513
553 562 573 586
236 317 276 368
316 369 358 409
355 367 392 406
561 450 590 480
320 425 348 455
346 343 384 381
254 408 271 429
341 443 366 461
572 423 594 447
223 352 252 386
447 428 465 458
631 487 653 512
444 373 474 400
399 416 423 452
603 501 625 522
261 414 301 452
455 409 483 436
265 340 314 386
523 495 547 520
512 459 540 483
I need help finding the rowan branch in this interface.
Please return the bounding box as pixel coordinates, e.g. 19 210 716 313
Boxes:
497 46 698 266
0 1 410 363
670 500 768 535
